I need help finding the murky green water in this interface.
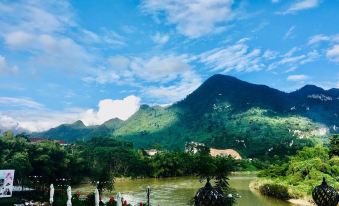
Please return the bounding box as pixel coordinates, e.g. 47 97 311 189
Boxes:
75 175 299 206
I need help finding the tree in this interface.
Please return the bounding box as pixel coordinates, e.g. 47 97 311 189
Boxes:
91 166 115 195
329 134 339 157
193 154 237 206
5 152 32 189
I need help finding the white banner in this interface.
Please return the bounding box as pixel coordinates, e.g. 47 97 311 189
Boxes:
0 170 15 198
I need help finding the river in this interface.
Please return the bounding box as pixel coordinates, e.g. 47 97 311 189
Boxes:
75 175 300 206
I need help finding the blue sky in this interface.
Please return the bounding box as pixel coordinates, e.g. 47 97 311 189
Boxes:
0 0 338 132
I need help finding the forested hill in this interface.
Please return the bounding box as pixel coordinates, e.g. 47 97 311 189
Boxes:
33 74 339 158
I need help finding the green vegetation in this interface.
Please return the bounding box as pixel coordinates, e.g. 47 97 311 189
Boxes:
35 74 338 160
329 134 339 157
255 143 339 200
0 133 244 204
259 184 290 200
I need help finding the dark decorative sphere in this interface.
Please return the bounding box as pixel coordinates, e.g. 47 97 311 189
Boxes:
312 178 339 206
194 181 225 206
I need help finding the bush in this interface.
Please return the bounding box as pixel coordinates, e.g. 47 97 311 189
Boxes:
259 183 290 200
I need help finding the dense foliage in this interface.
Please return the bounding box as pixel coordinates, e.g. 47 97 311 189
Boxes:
257 144 339 199
329 134 339 157
259 183 290 200
0 134 242 190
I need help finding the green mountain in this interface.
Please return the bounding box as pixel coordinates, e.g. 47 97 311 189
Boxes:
34 74 339 158
33 118 123 141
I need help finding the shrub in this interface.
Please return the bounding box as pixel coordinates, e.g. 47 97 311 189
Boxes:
259 183 290 200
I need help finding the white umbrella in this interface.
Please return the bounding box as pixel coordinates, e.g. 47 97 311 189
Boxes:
67 186 72 206
49 184 54 205
116 192 122 206
95 188 100 206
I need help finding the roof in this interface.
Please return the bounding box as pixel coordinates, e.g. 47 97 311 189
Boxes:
145 149 158 156
209 148 242 160
29 137 47 142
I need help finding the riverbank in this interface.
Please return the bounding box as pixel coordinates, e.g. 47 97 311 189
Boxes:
249 178 315 206
73 175 302 206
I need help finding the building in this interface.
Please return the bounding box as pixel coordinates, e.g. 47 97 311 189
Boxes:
209 148 242 160
29 137 68 146
144 149 158 156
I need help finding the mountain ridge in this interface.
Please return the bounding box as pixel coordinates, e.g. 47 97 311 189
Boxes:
33 74 338 157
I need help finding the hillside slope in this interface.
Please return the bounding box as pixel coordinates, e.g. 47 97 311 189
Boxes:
34 118 123 141
33 74 339 158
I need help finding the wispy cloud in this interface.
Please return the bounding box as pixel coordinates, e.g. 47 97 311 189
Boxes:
0 0 75 34
0 55 18 74
284 26 296 39
308 34 339 45
287 74 309 81
308 34 339 63
326 45 339 63
152 32 170 44
143 70 201 103
0 97 43 109
268 47 319 71
308 34 331 45
141 0 236 38
84 55 202 104
280 0 320 15
198 39 264 73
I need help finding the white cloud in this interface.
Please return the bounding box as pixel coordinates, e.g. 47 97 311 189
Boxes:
130 56 191 82
308 34 331 45
4 31 34 48
198 40 264 72
0 114 21 133
81 95 141 125
281 0 320 14
263 50 279 60
86 55 194 84
5 32 94 71
0 108 83 132
0 0 74 35
0 1 99 73
143 70 201 103
287 74 309 81
307 34 339 63
326 45 339 63
85 55 202 104
308 34 339 45
100 30 126 46
152 32 170 44
0 96 141 132
284 26 296 39
268 49 319 71
0 97 43 109
141 0 235 38
0 55 18 74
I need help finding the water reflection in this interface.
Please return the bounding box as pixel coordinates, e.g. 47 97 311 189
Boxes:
75 176 299 206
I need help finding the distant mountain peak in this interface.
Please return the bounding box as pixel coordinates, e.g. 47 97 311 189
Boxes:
71 120 86 127
203 74 243 85
102 118 124 128
297 85 324 93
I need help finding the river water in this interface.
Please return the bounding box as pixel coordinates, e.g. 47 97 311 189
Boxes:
75 175 299 206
